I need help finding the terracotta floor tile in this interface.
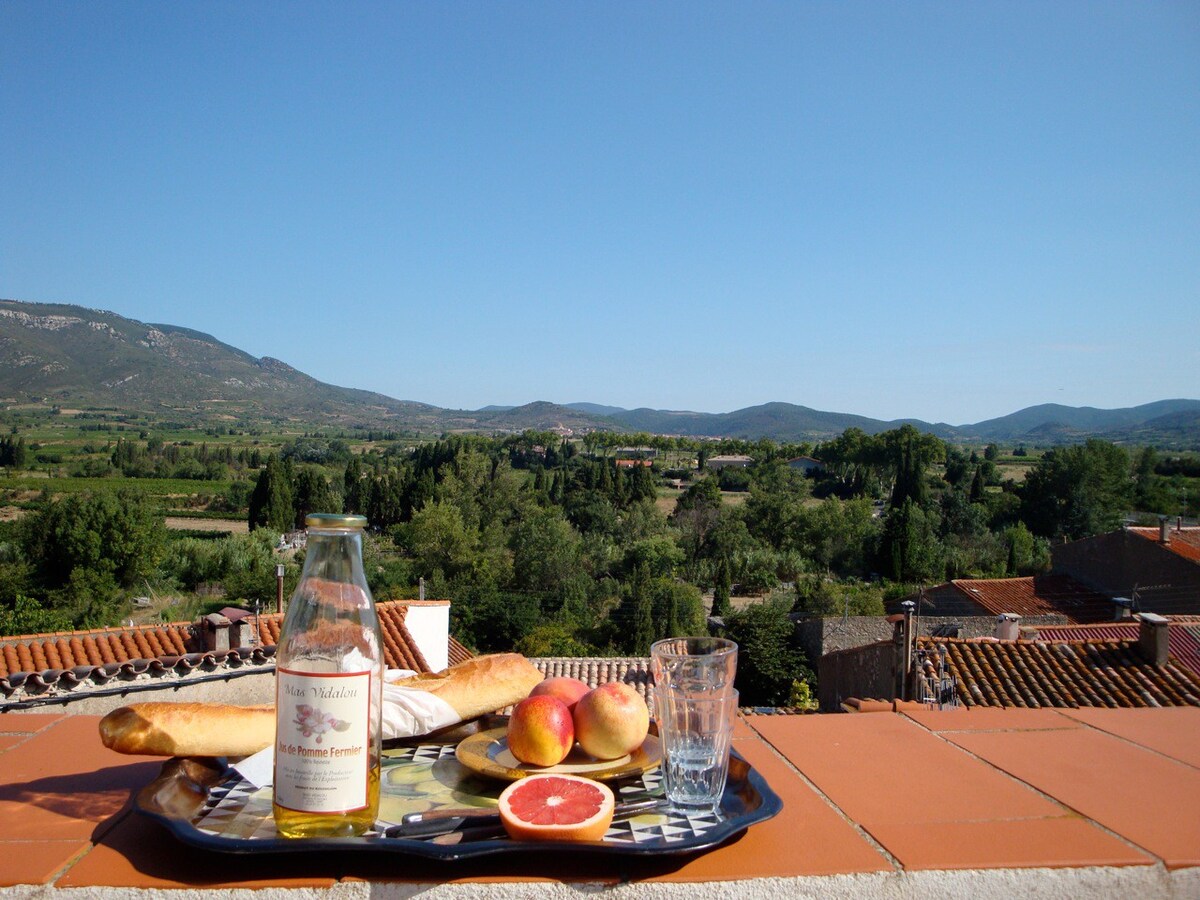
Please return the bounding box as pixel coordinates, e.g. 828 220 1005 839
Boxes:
750 713 1062 827
303 734 887 886
620 736 889 882
0 840 91 886
904 707 1079 733
867 817 1153 871
1057 707 1200 770
332 734 888 885
0 715 162 840
0 735 26 752
947 727 1200 869
58 812 338 889
0 714 61 735
67 797 621 887
731 713 756 741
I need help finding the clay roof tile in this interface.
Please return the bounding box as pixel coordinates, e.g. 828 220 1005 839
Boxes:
917 635 1200 710
1 645 19 678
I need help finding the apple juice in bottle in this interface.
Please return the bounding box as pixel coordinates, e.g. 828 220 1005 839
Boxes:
273 513 382 838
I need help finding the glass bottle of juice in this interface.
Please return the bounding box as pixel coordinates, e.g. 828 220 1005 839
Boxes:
273 513 382 838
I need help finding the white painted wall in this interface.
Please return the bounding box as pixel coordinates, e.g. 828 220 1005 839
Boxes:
405 603 450 672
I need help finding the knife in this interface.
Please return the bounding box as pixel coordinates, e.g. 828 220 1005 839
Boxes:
383 797 666 840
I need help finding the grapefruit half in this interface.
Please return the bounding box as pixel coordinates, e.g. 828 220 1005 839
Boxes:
497 773 615 842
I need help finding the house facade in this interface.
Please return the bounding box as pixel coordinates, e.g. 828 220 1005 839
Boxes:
1051 523 1200 614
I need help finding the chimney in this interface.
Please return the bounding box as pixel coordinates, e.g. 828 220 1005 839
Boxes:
1112 597 1135 621
995 613 1021 641
1160 516 1171 544
900 600 915 701
202 613 232 653
1137 612 1170 667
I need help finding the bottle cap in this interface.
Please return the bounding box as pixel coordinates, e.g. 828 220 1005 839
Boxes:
305 513 368 530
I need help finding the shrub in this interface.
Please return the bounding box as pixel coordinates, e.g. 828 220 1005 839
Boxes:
723 598 809 707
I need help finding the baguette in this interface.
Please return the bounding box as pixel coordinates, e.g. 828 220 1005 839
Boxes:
99 702 275 758
99 653 544 757
388 652 544 721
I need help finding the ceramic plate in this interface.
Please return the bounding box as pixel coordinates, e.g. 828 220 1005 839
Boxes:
455 727 662 782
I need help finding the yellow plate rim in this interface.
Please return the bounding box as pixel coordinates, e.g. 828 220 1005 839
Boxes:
455 727 661 782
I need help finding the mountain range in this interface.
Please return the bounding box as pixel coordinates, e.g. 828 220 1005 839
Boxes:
2 299 1197 447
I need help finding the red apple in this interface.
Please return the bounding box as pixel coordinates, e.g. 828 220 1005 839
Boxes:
507 695 575 766
529 676 591 713
573 682 650 760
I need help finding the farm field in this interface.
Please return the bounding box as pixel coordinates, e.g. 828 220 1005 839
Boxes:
163 516 247 533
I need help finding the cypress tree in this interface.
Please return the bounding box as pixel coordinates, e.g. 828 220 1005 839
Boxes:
626 563 656 654
969 466 986 503
248 454 295 532
712 557 733 618
664 587 680 641
343 457 364 513
633 590 655 655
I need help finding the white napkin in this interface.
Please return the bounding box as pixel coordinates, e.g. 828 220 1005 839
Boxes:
232 669 461 789
381 668 461 739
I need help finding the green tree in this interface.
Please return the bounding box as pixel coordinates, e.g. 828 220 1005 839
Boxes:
885 425 943 511
0 594 71 637
672 477 724 567
1003 522 1048 576
50 568 122 628
793 577 886 617
212 530 286 605
509 508 583 597
292 466 339 527
969 466 987 503
632 587 655 655
248 455 295 532
402 501 478 582
22 490 165 591
943 446 972 488
743 460 809 549
815 428 886 497
343 456 368 513
879 498 944 583
805 497 879 576
723 598 808 706
451 586 541 654
623 536 685 580
515 622 594 657
711 557 732 618
1131 446 1177 513
647 578 706 642
1020 440 1132 539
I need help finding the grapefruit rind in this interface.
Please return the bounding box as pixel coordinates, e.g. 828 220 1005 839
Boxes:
497 773 615 842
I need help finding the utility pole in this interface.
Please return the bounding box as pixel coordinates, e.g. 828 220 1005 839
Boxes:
900 599 916 701
276 564 286 614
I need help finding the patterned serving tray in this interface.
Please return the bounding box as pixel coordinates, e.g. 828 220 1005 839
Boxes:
134 729 781 860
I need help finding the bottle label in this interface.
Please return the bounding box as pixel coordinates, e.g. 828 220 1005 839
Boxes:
275 668 373 814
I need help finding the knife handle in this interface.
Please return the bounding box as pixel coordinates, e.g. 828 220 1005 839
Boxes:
401 806 499 826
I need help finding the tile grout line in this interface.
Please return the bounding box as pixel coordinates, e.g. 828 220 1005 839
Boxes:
1059 712 1200 773
46 840 95 888
899 712 1167 867
744 721 902 873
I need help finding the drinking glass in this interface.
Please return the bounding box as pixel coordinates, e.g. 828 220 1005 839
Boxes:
654 688 739 812
650 637 737 696
651 637 739 812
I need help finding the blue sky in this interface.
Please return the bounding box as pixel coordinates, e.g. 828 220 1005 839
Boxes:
2 2 1197 425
